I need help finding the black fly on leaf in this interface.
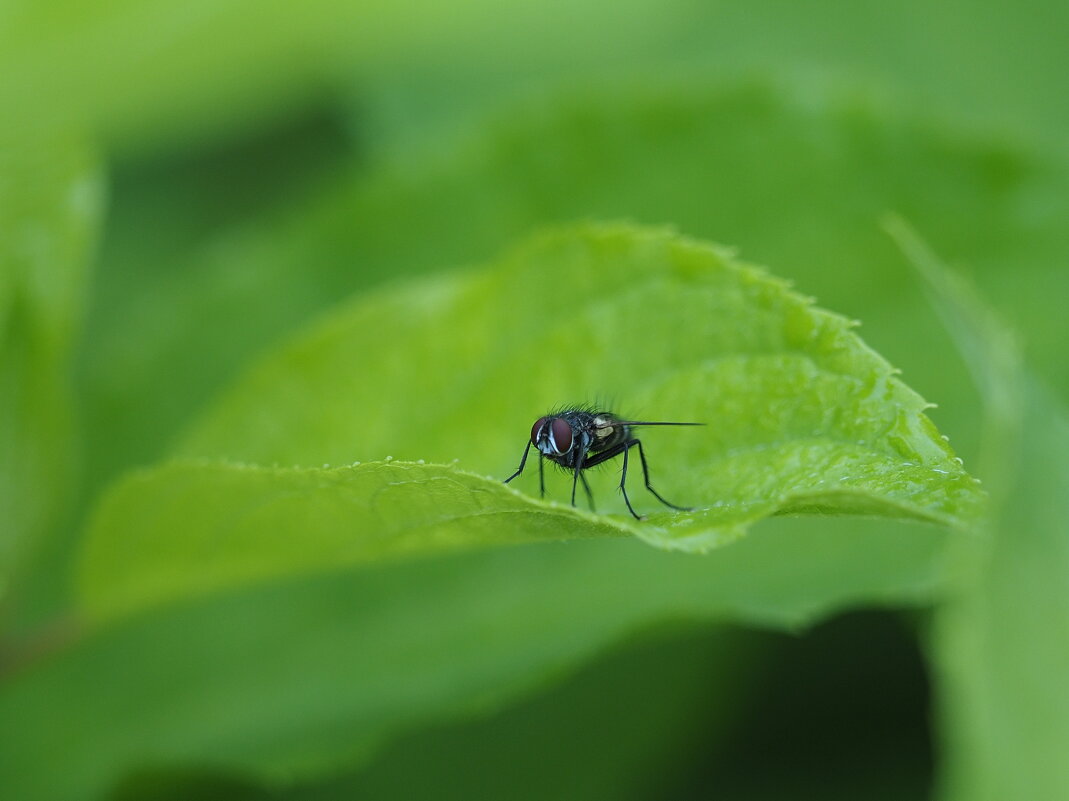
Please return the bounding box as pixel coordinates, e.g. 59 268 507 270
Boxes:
504 407 702 520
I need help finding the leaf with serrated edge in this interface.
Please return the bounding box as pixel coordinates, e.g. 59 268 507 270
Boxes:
78 224 983 622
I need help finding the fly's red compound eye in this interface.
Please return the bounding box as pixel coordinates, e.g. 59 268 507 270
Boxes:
531 416 548 445
550 417 573 454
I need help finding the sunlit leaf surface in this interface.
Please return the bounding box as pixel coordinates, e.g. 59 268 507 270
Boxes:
76 225 982 622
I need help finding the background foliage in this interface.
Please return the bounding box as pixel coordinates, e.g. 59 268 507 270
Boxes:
2 1 1067 799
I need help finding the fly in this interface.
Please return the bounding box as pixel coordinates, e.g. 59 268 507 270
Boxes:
503 407 702 520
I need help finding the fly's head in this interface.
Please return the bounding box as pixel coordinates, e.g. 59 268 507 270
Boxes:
531 415 575 459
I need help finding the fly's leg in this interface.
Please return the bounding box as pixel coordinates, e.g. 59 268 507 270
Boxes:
579 472 595 512
504 442 532 484
618 442 641 519
636 439 691 511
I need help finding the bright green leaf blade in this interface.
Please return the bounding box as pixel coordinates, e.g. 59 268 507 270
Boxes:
77 225 981 625
0 134 103 597
4 517 951 801
174 224 982 531
79 461 627 621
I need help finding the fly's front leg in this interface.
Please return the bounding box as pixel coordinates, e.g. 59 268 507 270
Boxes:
504 441 532 484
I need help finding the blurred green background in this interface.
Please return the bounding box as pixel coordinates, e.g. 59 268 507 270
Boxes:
2 1 1068 799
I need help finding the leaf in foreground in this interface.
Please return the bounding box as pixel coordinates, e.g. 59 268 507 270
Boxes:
80 460 623 621
78 224 984 623
4 517 952 801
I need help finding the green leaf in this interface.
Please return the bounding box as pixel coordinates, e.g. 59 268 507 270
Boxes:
361 4 1069 161
3 516 952 801
312 628 753 801
0 133 103 598
77 224 982 623
0 0 706 152
888 222 1069 800
79 461 626 621
6 0 1069 160
109 625 756 801
176 223 980 525
935 385 1069 801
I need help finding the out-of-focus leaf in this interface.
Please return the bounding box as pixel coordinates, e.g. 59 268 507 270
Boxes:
2 515 951 801
934 385 1069 801
278 625 755 801
884 216 1023 493
359 2 1069 160
106 627 747 801
0 0 681 153
889 223 1069 800
4 1 1069 159
0 134 102 601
